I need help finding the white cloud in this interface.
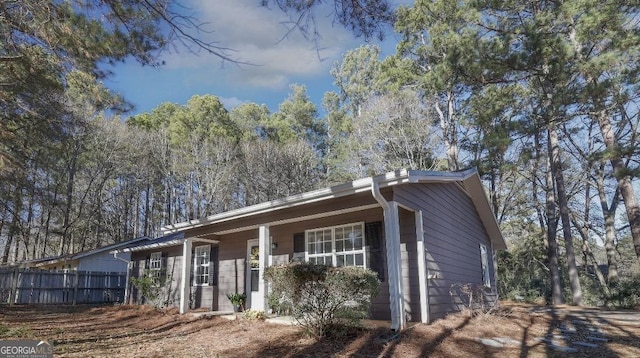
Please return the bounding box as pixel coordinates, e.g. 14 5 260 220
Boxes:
162 0 357 89
219 96 246 109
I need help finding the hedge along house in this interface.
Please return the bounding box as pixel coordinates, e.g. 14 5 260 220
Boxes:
115 168 506 330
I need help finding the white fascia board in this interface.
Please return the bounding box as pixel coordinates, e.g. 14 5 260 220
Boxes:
160 168 480 235
161 177 386 234
74 236 150 259
34 257 70 267
116 237 220 253
118 239 183 253
406 168 477 183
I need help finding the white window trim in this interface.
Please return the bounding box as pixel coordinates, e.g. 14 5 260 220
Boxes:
480 243 491 288
305 222 366 268
193 245 211 286
149 252 162 271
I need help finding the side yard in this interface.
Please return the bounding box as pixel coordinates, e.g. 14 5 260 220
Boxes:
0 303 638 357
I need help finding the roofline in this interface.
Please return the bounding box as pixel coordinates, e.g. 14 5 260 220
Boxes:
73 236 151 259
161 175 380 234
161 168 506 250
162 169 478 235
406 168 506 250
25 236 151 267
115 237 219 253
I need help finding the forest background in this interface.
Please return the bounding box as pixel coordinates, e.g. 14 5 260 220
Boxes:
1 0 639 307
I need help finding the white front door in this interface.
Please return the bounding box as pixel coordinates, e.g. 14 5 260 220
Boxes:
246 239 262 309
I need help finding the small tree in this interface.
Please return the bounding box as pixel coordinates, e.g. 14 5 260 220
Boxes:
265 262 380 338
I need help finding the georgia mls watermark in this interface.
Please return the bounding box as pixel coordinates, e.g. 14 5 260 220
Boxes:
0 340 53 358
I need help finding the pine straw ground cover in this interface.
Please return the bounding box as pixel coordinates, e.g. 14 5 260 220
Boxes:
0 303 638 357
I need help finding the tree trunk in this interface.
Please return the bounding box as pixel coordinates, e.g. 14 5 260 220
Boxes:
22 185 34 261
577 226 610 297
596 163 620 283
144 181 151 237
0 218 10 265
433 90 459 171
568 21 640 267
548 123 583 306
42 184 58 258
60 142 79 256
595 107 640 265
545 152 564 305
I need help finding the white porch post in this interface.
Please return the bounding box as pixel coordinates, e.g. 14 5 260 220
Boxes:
179 238 192 314
258 225 270 312
385 201 405 330
415 210 429 324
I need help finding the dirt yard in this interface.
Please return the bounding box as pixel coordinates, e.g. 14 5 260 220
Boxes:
0 303 639 357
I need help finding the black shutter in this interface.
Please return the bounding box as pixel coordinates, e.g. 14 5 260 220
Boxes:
161 253 168 280
189 248 195 286
209 245 218 286
366 221 385 281
293 232 305 253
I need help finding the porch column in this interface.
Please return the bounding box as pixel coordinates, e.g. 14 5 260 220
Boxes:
258 225 270 312
415 210 429 323
179 238 192 314
385 201 405 330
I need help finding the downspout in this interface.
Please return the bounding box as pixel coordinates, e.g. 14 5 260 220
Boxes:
371 178 405 331
113 252 131 305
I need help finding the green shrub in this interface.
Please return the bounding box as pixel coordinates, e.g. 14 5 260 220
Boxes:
244 309 266 320
607 274 640 308
265 262 380 338
130 269 171 307
226 292 247 306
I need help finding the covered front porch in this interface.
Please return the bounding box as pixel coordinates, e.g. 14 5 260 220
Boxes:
168 195 430 331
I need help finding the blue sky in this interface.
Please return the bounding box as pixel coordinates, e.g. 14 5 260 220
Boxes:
103 1 403 117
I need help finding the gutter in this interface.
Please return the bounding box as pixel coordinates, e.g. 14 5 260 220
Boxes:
371 177 406 331
113 252 132 305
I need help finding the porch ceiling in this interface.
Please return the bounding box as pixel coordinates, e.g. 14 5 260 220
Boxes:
210 203 381 235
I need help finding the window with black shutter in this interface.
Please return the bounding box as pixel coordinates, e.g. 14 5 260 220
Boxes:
292 232 305 262
366 221 385 281
209 245 218 286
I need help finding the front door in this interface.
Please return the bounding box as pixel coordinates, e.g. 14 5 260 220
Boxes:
246 239 262 309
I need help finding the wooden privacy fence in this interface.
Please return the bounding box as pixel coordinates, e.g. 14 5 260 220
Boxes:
0 268 126 305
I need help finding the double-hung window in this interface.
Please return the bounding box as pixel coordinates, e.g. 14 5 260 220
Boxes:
149 252 162 278
480 244 491 287
149 252 162 270
306 223 365 268
194 245 210 286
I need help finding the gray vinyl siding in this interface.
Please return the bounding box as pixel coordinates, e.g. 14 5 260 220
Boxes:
77 252 130 273
398 207 421 322
216 231 248 312
131 245 217 310
212 207 387 314
394 182 497 321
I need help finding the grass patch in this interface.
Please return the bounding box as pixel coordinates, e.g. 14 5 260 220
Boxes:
0 323 9 336
5 326 34 338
